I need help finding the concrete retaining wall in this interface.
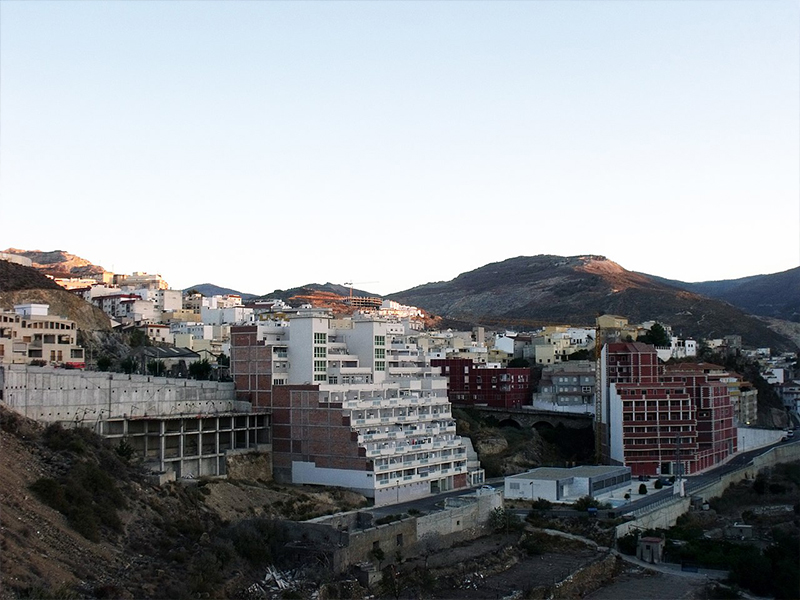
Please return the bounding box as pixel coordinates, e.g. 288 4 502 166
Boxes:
1 364 241 424
738 427 785 452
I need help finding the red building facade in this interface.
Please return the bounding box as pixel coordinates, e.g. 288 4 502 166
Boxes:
603 343 737 476
431 358 531 409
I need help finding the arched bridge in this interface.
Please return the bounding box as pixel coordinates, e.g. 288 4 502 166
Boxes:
460 405 594 430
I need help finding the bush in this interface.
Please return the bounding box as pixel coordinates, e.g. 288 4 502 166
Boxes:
654 479 663 489
638 483 648 495
617 532 638 555
530 497 553 510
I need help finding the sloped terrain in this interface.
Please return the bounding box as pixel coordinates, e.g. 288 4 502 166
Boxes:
0 406 367 599
0 260 62 293
0 289 111 332
652 266 800 323
183 283 256 300
389 255 796 351
2 249 106 279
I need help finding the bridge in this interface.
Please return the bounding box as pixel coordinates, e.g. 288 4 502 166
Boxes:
460 405 594 430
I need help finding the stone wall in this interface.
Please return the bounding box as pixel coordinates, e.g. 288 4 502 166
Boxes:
281 491 502 574
550 554 620 599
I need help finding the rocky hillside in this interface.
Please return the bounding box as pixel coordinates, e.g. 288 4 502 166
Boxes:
652 266 800 323
2 249 107 279
0 406 367 600
0 259 63 293
389 255 796 351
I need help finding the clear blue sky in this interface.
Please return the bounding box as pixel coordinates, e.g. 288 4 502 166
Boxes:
2 1 798 295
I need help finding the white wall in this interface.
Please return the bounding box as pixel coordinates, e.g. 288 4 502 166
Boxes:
737 427 785 451
292 461 375 497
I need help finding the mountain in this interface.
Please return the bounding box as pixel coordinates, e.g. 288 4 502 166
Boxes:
183 283 257 300
0 259 63 293
649 267 800 323
2 248 107 278
256 282 380 302
387 255 797 351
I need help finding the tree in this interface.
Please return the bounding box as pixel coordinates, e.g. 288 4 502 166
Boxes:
120 357 137 374
129 329 149 348
639 483 648 495
189 359 212 380
638 323 670 347
568 349 592 361
216 353 230 367
147 360 166 376
507 358 530 368
96 355 112 372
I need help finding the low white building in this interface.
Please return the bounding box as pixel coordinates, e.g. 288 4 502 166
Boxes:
504 465 631 503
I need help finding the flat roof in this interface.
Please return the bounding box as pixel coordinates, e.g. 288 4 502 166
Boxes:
507 465 630 482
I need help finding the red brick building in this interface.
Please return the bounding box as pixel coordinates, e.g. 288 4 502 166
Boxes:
601 342 737 476
430 358 532 408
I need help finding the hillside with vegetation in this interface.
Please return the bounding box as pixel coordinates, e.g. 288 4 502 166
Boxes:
389 255 796 351
0 406 368 599
652 266 800 323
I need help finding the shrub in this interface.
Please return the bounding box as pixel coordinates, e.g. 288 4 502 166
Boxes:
617 532 638 555
530 497 553 510
638 483 648 495
654 479 663 489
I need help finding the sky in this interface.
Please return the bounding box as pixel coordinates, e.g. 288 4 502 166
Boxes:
1 1 798 296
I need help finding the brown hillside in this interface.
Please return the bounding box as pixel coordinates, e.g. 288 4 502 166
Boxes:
2 249 106 278
0 289 111 332
389 255 797 351
0 260 62 293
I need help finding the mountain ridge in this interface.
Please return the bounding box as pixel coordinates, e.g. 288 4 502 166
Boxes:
388 255 796 351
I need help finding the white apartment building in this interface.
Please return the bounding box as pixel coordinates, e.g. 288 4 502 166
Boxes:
0 305 85 366
231 312 482 506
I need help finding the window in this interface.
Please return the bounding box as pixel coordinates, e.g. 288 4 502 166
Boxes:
314 346 327 358
314 332 327 344
314 360 327 372
375 335 385 346
375 361 385 371
314 374 327 382
375 348 385 359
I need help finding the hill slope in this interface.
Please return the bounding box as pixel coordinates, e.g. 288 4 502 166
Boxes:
184 283 256 300
388 255 796 351
652 266 800 323
0 259 63 293
2 248 107 278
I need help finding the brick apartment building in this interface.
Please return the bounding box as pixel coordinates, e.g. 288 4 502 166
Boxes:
600 342 737 476
430 358 531 409
231 313 482 506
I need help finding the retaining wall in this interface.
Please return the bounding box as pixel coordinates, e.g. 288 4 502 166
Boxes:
1 364 241 424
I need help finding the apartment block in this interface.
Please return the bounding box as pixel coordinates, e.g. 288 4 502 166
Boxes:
231 313 482 505
532 360 596 414
431 357 531 409
600 342 737 476
0 304 85 367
